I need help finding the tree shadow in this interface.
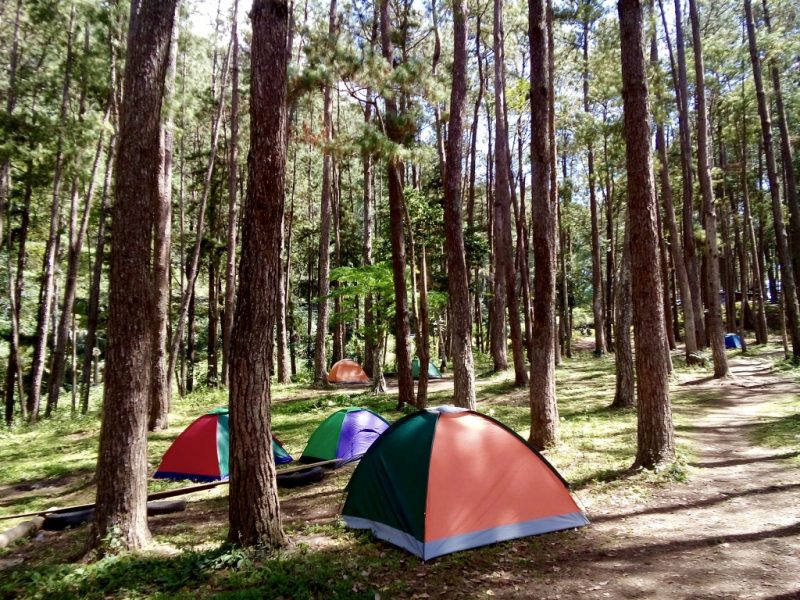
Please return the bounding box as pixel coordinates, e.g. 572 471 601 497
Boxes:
590 481 800 524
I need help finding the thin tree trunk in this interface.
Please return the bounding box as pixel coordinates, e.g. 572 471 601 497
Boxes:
618 0 675 469
28 5 77 422
442 0 476 409
417 242 430 408
612 216 634 408
687 0 729 377
673 0 705 349
583 15 606 356
47 96 112 417
529 0 559 448
744 0 800 359
313 0 337 386
493 0 526 384
222 0 240 387
148 9 179 430
81 138 115 414
380 0 414 409
166 42 232 385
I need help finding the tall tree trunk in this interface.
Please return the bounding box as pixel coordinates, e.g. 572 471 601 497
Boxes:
28 5 77 422
47 96 112 417
89 0 178 554
528 0 559 448
612 216 635 408
148 10 179 430
222 0 240 386
492 0 526 385
651 27 698 356
416 242 430 408
4 162 32 424
618 0 675 469
0 0 24 271
227 0 289 549
583 14 606 356
744 0 800 359
760 0 800 299
362 89 375 377
313 0 337 386
602 110 615 351
380 0 414 409
687 0 729 377
673 0 705 349
442 0 476 409
166 44 232 387
81 138 115 414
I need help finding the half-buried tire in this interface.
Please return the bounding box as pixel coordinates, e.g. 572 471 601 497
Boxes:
43 500 188 531
276 466 325 488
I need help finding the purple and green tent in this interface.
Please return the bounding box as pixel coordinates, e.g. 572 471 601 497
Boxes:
300 407 389 465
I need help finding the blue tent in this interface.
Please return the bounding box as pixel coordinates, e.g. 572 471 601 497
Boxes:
724 333 743 349
411 357 442 380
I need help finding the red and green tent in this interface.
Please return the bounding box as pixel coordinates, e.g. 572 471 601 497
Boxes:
300 408 389 464
154 408 293 482
342 406 589 559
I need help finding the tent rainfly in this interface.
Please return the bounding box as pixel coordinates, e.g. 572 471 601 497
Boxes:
154 408 293 482
342 406 589 559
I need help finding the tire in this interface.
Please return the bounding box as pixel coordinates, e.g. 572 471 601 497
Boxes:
147 500 186 515
43 508 94 531
276 466 325 489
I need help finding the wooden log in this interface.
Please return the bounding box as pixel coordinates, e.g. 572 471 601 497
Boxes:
0 517 44 549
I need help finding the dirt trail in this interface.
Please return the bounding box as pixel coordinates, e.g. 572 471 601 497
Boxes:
512 352 800 599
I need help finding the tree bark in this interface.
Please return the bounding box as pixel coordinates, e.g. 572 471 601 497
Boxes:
227 0 289 549
583 14 606 356
442 0 476 409
528 0 559 448
687 0 729 377
760 0 800 300
28 5 77 422
673 0 705 349
612 217 635 408
313 0 337 386
380 0 415 409
222 0 241 387
492 0 526 385
618 0 675 469
744 0 800 359
149 10 179 430
89 0 178 554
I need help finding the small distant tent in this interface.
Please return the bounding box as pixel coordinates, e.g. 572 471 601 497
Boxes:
411 357 442 380
328 359 370 384
342 406 589 560
725 333 743 349
300 408 389 464
154 408 292 482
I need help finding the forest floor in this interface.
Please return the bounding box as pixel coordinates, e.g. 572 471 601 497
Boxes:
0 341 798 599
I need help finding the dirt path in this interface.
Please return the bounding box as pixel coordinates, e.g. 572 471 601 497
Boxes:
506 353 800 599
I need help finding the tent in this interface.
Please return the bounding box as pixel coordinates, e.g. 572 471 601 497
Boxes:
300 407 389 464
342 406 589 560
154 408 293 482
411 357 442 380
328 359 370 384
725 333 743 349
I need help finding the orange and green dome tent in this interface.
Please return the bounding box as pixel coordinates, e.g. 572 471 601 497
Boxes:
154 408 293 482
342 406 589 559
328 359 370 383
